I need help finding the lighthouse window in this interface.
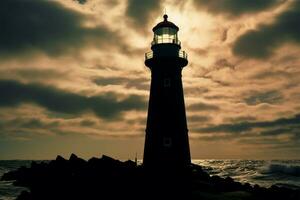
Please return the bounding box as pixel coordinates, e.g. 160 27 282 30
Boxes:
164 78 171 87
163 137 172 147
154 27 178 44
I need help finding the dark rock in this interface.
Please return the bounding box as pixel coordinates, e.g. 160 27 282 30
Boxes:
55 155 66 162
87 157 99 163
124 159 136 167
2 154 300 200
243 182 253 191
101 154 120 165
225 176 234 183
16 191 31 200
69 153 78 160
69 154 86 166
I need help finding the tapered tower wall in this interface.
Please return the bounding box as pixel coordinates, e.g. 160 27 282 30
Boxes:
143 18 191 169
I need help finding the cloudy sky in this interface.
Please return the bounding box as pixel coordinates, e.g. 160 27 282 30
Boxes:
1 0 300 160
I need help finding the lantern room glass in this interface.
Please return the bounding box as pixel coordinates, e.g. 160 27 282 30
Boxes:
152 27 180 45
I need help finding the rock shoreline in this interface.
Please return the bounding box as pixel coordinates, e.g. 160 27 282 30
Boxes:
2 154 300 200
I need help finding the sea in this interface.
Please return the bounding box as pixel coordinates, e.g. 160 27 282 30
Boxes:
0 160 300 200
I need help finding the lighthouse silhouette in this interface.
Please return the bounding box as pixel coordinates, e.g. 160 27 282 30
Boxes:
143 14 191 170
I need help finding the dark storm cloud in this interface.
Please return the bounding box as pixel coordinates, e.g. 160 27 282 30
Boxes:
224 116 257 123
93 76 149 91
73 0 87 5
197 114 300 134
194 134 236 141
0 118 60 130
250 70 293 80
0 0 114 58
188 102 220 111
204 94 232 100
237 137 299 148
197 122 251 133
4 69 69 81
214 58 235 70
0 118 60 139
126 0 162 28
188 115 211 123
259 128 293 136
185 86 210 97
0 80 146 120
233 1 300 59
20 118 60 129
14 69 66 79
244 90 283 105
221 28 229 42
193 0 283 16
80 119 97 127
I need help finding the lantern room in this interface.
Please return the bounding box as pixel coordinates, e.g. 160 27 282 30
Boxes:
151 15 180 46
145 14 188 68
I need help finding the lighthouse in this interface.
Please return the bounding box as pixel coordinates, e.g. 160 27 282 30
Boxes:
143 15 191 169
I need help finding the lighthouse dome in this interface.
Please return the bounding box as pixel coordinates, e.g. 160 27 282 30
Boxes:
152 14 179 32
152 15 180 46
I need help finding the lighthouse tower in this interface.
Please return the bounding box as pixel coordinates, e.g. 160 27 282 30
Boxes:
143 15 191 169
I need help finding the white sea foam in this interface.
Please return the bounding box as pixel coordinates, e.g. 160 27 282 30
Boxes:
264 163 300 176
193 159 300 189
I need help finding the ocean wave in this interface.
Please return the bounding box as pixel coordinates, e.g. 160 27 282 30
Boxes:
263 163 300 177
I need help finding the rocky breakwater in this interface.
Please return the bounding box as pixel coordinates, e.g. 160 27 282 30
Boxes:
2 154 300 200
